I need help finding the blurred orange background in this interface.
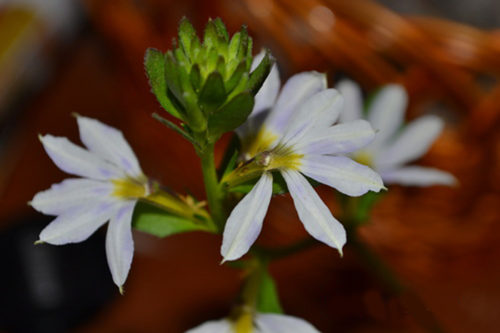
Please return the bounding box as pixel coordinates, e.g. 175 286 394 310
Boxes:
0 0 499 332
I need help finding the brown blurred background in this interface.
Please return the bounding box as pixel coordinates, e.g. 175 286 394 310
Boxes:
0 0 499 332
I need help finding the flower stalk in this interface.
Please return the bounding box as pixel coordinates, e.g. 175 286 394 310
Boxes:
199 142 225 229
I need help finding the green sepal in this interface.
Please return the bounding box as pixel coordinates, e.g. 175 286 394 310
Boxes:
207 91 254 139
228 32 241 60
237 26 249 62
247 49 272 95
198 71 226 114
203 19 219 49
132 201 211 238
144 48 182 119
256 269 283 314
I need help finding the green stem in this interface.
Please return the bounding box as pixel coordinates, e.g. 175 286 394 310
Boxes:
200 142 225 229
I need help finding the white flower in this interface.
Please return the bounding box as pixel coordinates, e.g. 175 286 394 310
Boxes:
30 116 149 292
336 80 457 187
221 55 384 262
186 313 320 333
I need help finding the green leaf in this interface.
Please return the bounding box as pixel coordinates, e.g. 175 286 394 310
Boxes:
199 71 226 114
257 269 283 314
225 61 246 93
164 51 184 106
218 135 241 178
208 91 254 138
247 50 272 95
189 64 202 92
152 113 199 148
132 201 208 238
213 17 229 42
237 26 249 62
144 48 182 119
203 19 218 49
178 17 198 57
228 32 241 60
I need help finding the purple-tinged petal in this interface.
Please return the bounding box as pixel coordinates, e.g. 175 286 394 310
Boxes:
77 116 143 178
221 173 273 262
40 134 123 180
105 201 136 290
31 178 113 216
38 200 118 245
375 115 444 169
296 119 375 155
300 155 384 196
380 166 457 187
281 169 346 255
336 79 364 123
251 50 281 117
256 313 320 333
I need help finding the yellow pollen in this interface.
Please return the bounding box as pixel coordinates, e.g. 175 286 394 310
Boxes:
353 150 373 167
111 178 148 199
242 127 278 160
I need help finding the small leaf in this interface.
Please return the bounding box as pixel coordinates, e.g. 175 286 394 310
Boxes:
164 51 185 106
228 32 241 60
199 71 227 114
132 201 208 238
208 91 254 138
213 17 229 42
178 17 198 57
225 61 246 93
152 113 199 148
144 48 182 119
189 64 202 92
237 26 249 62
257 269 283 314
247 50 272 95
203 19 218 49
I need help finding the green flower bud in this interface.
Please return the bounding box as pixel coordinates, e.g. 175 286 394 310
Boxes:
144 17 273 142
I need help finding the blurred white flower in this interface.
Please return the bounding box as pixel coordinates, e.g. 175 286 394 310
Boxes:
336 80 457 187
221 54 384 262
186 313 320 333
31 116 148 292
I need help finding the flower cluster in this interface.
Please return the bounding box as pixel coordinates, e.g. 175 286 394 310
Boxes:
29 17 457 333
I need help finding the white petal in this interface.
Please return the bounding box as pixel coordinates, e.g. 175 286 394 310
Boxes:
281 89 343 146
31 178 113 216
264 71 326 137
221 173 273 262
336 79 364 123
367 84 407 151
40 135 124 180
77 116 143 178
251 51 281 117
301 155 384 196
39 200 118 245
106 201 136 289
186 318 233 333
281 170 346 254
256 313 320 333
375 115 444 169
380 166 457 187
296 119 375 155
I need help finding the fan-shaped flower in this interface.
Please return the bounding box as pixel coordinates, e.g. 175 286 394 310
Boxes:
336 80 457 186
186 313 320 333
30 116 149 292
221 56 384 262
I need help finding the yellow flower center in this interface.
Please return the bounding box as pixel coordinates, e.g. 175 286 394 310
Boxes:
241 127 278 161
352 150 373 167
111 177 149 199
